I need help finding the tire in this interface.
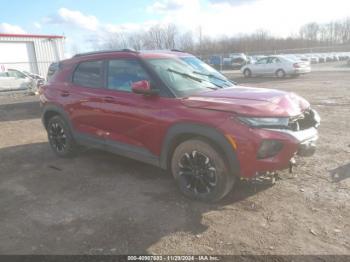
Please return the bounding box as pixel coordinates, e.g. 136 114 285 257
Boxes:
276 69 286 78
47 115 78 158
243 68 252 78
171 138 236 202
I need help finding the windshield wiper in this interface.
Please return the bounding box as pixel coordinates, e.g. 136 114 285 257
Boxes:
167 68 218 90
192 71 226 82
167 68 203 83
192 71 233 87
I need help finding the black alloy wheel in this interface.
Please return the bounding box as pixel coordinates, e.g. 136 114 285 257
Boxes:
48 121 67 153
178 150 218 195
171 139 235 202
47 115 77 157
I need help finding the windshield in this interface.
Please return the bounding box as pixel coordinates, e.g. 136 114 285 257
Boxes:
180 56 234 88
146 57 219 97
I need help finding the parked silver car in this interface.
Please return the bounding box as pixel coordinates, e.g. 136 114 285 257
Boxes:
0 68 39 93
241 56 311 78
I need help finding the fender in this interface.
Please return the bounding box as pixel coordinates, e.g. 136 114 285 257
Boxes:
41 103 73 131
160 123 240 174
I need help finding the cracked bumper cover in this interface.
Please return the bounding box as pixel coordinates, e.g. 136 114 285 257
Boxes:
268 127 318 157
219 116 320 178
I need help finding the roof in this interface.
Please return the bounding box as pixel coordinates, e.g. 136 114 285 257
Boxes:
0 33 64 39
72 49 192 60
139 49 191 58
73 49 138 57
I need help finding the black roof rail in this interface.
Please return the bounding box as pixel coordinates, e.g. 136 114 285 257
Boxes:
73 48 138 57
170 49 184 52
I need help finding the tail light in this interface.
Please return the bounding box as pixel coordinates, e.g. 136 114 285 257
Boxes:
293 63 301 68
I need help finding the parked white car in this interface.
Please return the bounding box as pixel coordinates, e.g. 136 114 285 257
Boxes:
241 56 311 78
0 68 38 92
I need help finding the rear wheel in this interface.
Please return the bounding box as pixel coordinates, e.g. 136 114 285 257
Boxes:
171 138 235 202
276 69 286 78
244 68 252 78
47 115 77 158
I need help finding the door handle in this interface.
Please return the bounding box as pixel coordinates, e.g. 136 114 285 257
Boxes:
104 96 115 102
61 90 70 97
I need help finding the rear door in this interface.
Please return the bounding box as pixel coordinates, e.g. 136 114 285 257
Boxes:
266 57 281 75
252 57 269 75
66 60 109 139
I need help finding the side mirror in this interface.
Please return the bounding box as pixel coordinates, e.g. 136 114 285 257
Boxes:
131 80 159 95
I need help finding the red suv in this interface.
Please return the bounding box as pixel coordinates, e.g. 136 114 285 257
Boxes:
40 50 320 202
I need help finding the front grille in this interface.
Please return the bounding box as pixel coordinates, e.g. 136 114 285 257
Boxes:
288 109 318 131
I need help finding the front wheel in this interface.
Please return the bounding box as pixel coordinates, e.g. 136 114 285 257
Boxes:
171 139 235 202
243 68 252 78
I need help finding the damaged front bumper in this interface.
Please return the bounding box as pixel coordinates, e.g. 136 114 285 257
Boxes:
220 109 320 178
267 127 319 157
235 126 319 178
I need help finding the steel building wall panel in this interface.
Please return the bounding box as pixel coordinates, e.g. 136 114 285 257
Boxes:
0 35 65 77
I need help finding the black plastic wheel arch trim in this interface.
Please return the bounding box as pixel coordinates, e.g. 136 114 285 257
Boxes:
160 123 240 175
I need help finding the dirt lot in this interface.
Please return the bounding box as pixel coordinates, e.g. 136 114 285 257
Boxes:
0 71 349 255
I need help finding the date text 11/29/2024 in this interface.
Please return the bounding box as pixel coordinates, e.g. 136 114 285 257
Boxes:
127 255 221 261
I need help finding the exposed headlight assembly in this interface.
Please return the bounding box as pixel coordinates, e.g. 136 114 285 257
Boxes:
310 109 321 128
238 117 289 128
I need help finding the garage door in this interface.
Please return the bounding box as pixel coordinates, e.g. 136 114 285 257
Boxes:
0 42 38 73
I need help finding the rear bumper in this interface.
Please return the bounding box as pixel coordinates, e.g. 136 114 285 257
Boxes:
294 68 311 74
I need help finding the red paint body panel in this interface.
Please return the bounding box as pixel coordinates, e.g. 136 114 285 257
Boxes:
217 118 300 177
40 50 319 178
183 87 310 117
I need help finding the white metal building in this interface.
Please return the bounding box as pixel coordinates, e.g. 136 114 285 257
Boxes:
0 33 65 77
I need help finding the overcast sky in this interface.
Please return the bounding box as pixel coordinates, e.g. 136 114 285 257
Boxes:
0 0 349 54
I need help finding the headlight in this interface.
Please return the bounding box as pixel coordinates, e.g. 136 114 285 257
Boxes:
238 117 289 128
311 109 321 128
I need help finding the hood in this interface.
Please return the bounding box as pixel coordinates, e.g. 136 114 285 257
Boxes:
181 86 310 117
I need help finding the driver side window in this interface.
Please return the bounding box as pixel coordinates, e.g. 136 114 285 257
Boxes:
107 59 151 92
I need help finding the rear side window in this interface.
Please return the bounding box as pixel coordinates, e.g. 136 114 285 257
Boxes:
47 62 60 81
73 61 103 88
268 57 281 64
256 58 268 64
8 70 26 79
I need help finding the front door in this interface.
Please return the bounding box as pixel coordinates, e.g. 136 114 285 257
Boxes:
100 59 161 156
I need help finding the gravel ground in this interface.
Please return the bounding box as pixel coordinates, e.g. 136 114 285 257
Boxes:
0 71 349 255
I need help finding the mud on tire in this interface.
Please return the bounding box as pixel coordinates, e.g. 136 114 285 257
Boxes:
171 138 235 202
47 115 78 158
